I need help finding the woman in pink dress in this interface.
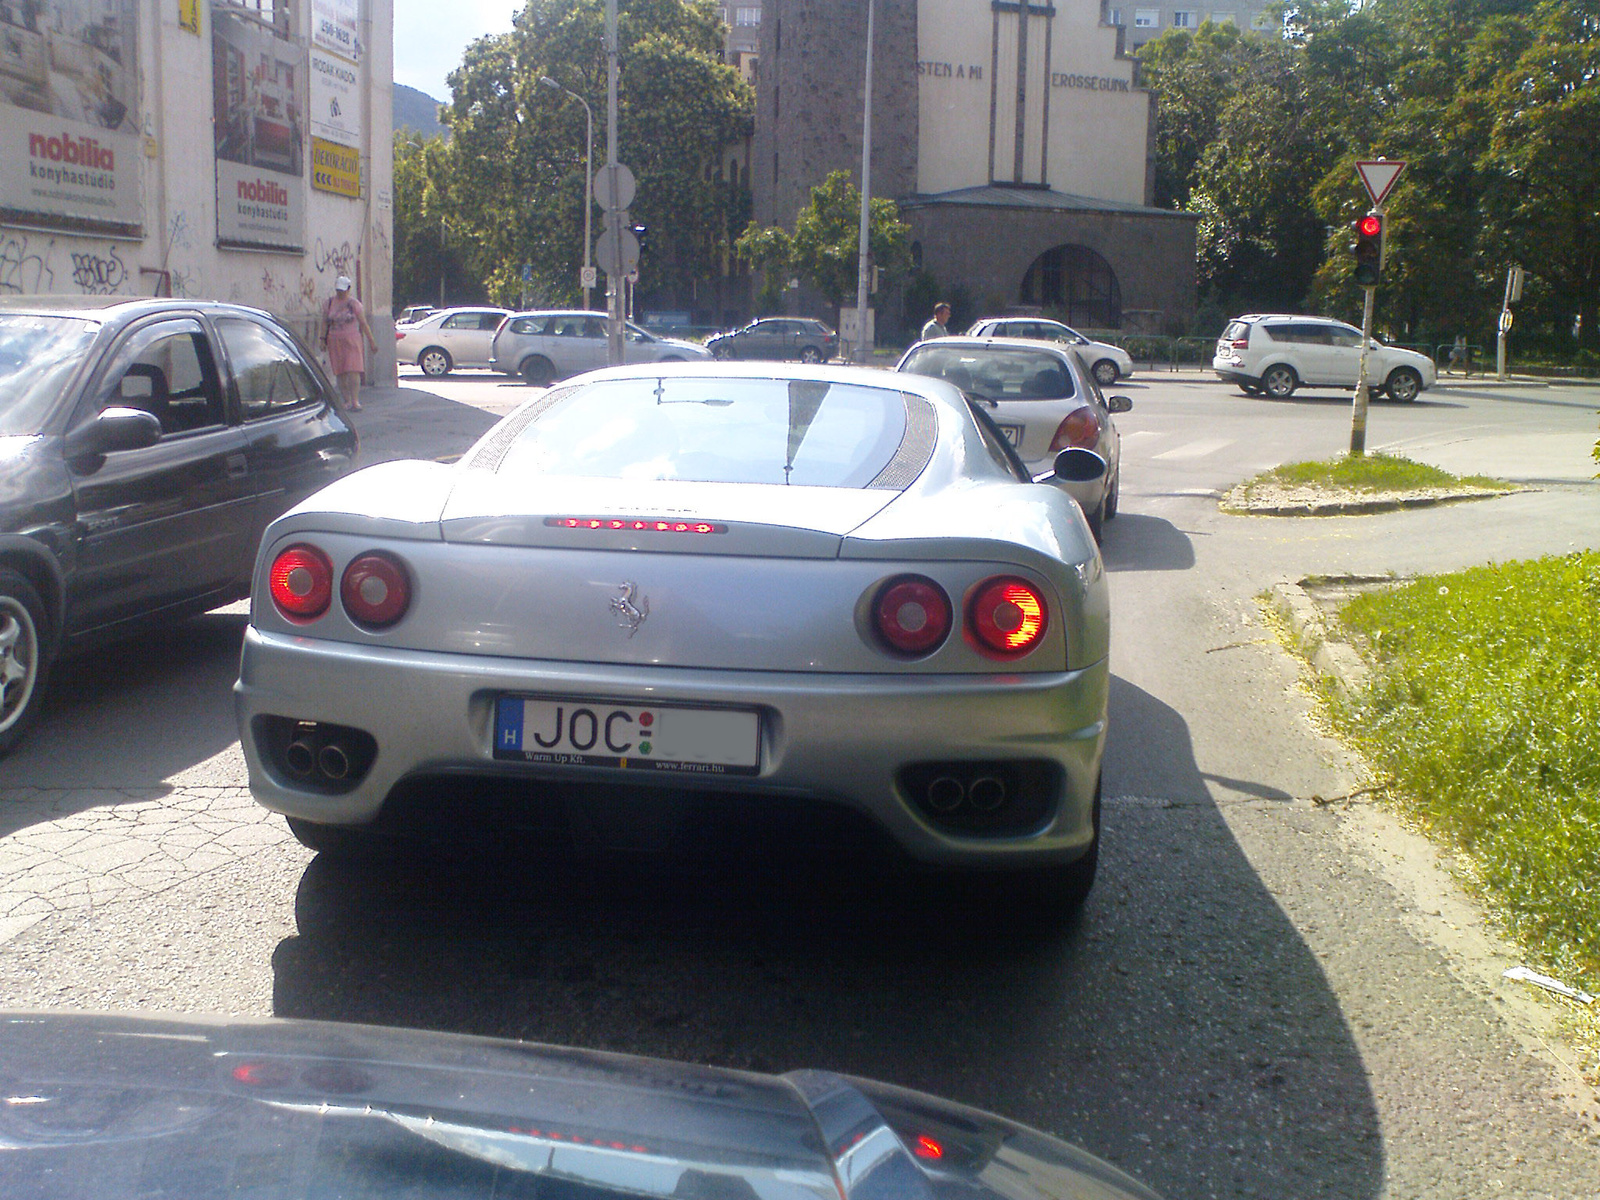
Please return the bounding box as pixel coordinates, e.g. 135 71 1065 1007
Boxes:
321 275 378 411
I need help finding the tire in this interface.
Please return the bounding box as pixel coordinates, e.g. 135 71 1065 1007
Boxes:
0 568 53 759
1385 366 1423 402
1092 358 1119 386
419 347 452 378
711 344 735 361
799 345 823 364
998 780 1100 921
1103 470 1120 521
519 355 555 387
1261 365 1298 399
286 816 387 860
1239 383 1261 396
1085 496 1105 544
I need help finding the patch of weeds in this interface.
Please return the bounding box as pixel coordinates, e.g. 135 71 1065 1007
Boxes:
1332 552 1600 991
1237 453 1514 499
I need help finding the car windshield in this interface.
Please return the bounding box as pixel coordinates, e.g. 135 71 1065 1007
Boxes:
497 376 910 488
899 345 1076 401
0 314 99 436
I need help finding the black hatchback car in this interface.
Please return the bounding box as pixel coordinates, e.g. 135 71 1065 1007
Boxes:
706 317 838 363
0 297 357 756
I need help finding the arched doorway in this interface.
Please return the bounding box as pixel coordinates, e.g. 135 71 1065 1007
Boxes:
1019 245 1122 329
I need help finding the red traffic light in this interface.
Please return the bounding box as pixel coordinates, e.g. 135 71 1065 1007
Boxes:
1358 214 1383 237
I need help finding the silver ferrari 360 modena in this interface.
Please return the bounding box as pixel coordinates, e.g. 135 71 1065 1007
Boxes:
234 363 1111 907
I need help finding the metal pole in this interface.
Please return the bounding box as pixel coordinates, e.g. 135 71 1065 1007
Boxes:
540 78 595 312
1496 266 1513 380
604 0 624 365
1349 284 1376 457
852 0 875 364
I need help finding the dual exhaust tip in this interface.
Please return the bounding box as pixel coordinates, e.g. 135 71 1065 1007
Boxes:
254 715 377 795
926 773 1007 814
284 737 354 782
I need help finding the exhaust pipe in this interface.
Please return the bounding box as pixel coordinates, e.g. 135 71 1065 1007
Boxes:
318 742 351 781
926 776 965 812
284 739 316 777
967 776 1007 812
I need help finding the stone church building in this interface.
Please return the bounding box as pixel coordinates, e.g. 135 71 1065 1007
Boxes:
752 0 1196 334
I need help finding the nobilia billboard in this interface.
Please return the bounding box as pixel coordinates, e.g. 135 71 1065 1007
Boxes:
0 0 143 234
212 2 306 251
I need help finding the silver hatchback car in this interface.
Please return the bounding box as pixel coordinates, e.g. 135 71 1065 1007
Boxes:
490 310 711 385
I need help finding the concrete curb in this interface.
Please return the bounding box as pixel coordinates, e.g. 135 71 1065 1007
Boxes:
1222 485 1518 517
1267 580 1373 703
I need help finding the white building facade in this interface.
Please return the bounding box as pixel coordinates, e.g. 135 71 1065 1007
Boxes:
0 0 396 379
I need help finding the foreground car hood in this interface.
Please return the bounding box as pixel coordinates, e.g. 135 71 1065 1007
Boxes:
0 1012 1161 1200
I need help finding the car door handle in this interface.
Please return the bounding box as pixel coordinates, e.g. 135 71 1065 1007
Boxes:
226 453 248 477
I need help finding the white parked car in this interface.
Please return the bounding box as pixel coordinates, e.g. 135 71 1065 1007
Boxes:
964 316 1134 386
489 310 711 385
395 306 511 376
1212 313 1437 401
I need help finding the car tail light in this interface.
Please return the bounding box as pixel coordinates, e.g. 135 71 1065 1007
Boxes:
341 552 411 628
872 575 952 656
269 545 333 621
1231 337 1249 350
1049 406 1100 451
395 330 405 341
968 576 1048 657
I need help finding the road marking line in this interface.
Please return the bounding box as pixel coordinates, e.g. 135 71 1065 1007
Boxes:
1152 438 1236 460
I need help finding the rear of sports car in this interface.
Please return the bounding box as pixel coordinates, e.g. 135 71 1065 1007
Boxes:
234 368 1109 888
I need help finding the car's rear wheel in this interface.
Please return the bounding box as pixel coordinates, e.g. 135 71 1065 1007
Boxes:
799 345 823 364
711 344 735 360
419 347 452 377
1261 365 1298 399
1091 358 1119 386
1103 470 1120 520
519 355 555 386
1385 366 1423 402
0 568 53 759
1085 496 1105 543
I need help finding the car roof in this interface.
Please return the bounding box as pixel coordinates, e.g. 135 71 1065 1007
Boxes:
1232 314 1346 324
0 294 276 324
907 334 1082 361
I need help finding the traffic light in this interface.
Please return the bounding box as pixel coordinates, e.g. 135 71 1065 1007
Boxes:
1353 211 1383 287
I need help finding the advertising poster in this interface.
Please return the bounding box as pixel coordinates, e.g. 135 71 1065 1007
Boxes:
311 0 361 63
0 0 143 234
211 2 305 250
179 0 201 35
310 135 359 199
309 45 361 146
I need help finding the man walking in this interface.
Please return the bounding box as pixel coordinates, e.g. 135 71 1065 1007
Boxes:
920 303 952 342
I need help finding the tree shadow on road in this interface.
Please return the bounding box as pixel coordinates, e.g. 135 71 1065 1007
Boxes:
0 610 249 833
271 678 1382 1200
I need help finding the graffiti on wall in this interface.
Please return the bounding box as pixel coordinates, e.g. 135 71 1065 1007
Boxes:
313 236 357 279
71 246 129 294
0 233 57 294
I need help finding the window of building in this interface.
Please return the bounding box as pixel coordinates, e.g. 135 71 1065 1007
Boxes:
1210 10 1236 23
735 6 760 25
1133 9 1159 27
1172 10 1194 27
1108 7 1124 24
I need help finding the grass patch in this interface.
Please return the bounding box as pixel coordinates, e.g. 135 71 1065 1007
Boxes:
1332 552 1600 989
1239 453 1512 496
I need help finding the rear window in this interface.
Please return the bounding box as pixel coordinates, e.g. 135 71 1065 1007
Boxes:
1221 321 1250 340
0 314 99 435
496 376 912 488
899 345 1076 401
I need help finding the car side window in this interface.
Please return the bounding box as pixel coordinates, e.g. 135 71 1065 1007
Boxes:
582 318 607 339
93 320 226 436
1328 326 1363 348
442 313 473 330
217 318 322 421
510 316 547 335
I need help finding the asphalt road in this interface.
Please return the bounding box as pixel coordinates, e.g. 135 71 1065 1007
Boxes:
1 366 1597 1199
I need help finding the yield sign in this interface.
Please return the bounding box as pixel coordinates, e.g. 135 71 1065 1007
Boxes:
1355 159 1407 208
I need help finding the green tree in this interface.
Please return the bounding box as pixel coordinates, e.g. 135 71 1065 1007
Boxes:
739 171 911 310
392 131 483 310
438 0 753 307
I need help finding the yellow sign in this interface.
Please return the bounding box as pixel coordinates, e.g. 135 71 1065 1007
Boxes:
311 137 361 199
179 0 201 34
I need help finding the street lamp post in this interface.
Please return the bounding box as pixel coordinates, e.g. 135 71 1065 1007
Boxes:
540 76 594 312
852 0 876 363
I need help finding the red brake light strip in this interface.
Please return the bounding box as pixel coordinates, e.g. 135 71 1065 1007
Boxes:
545 517 727 534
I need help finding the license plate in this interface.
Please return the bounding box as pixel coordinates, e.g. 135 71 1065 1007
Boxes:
996 423 1024 447
494 697 760 776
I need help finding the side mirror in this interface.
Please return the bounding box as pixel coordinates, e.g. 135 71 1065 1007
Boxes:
1051 447 1107 483
64 406 162 458
1107 395 1133 414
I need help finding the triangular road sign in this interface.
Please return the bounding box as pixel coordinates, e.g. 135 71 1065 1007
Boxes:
1355 159 1407 208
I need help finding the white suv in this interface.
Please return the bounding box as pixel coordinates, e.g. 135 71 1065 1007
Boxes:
1212 314 1436 402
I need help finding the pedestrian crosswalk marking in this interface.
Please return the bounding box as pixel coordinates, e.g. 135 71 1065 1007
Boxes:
1152 438 1236 460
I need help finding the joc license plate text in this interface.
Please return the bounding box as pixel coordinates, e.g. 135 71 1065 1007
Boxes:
495 697 760 775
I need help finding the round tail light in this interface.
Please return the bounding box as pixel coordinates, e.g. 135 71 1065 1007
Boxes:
269 545 333 621
1049 406 1101 451
969 576 1048 657
341 552 411 628
872 575 952 656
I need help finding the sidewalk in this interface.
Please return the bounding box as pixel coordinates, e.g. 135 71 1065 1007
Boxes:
341 383 502 467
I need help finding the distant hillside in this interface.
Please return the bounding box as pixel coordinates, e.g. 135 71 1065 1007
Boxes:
394 83 446 139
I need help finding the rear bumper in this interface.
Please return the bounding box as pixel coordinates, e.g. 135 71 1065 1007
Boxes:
235 627 1107 868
